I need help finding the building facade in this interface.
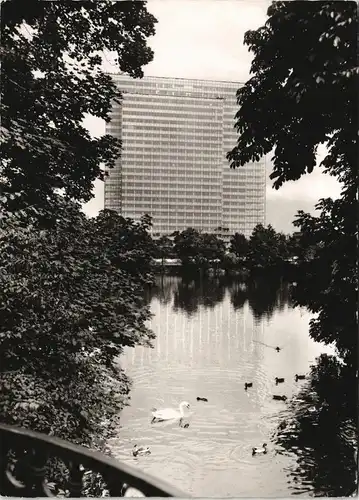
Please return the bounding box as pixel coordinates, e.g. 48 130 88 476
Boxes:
104 75 266 238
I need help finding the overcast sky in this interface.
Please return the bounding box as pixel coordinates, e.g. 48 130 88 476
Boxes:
82 0 341 234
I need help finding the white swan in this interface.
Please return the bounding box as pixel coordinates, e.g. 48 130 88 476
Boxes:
151 401 190 425
132 444 151 457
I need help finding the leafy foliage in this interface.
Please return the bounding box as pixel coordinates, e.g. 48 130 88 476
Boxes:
229 232 249 262
173 228 226 268
274 354 357 496
247 223 289 268
0 0 158 458
227 1 357 366
0 199 155 444
291 197 356 365
155 235 175 262
227 1 357 189
1 0 157 211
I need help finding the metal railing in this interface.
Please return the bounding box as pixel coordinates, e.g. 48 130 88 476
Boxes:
0 424 187 497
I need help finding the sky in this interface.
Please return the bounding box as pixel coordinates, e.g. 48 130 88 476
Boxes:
82 0 342 234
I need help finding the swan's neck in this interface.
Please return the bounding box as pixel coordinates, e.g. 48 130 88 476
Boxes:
179 404 186 415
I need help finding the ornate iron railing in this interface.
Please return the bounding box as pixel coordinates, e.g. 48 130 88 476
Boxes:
0 424 187 497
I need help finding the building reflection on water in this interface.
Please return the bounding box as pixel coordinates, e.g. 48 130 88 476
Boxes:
127 290 265 369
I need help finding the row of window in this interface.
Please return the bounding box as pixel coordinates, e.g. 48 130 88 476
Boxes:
122 101 223 113
107 179 263 186
121 146 222 153
123 194 221 202
121 209 262 218
119 177 222 184
119 190 249 196
122 89 235 99
120 160 223 167
122 202 222 209
121 169 222 175
106 175 265 182
115 78 238 91
123 206 223 214
122 198 251 205
115 95 225 106
121 133 223 141
116 90 233 101
121 109 224 119
120 124 223 132
118 167 261 175
109 170 262 179
121 140 223 148
119 189 222 196
111 110 236 124
106 189 263 198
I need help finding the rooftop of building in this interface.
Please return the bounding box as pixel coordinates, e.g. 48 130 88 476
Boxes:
107 72 245 86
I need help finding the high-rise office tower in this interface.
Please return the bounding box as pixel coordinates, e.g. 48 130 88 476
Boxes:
105 75 266 238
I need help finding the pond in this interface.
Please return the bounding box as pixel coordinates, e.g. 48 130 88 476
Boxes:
108 274 353 497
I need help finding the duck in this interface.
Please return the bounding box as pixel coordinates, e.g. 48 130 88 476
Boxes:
132 444 151 457
244 382 253 390
275 377 285 384
275 347 281 352
252 443 268 456
273 395 287 401
295 374 305 381
151 401 190 426
196 397 208 402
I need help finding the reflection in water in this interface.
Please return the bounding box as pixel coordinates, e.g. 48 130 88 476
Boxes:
144 276 174 306
274 354 358 496
151 274 293 323
109 275 355 497
229 276 293 322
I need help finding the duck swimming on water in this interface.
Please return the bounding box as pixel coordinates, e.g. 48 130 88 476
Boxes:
196 397 208 402
273 395 287 401
244 382 253 390
275 377 285 384
252 443 268 455
132 445 151 457
295 374 306 381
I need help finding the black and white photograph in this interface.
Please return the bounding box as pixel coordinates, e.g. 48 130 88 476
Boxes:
0 0 357 497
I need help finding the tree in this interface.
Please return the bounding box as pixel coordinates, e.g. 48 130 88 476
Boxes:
0 4 158 491
95 209 157 281
247 223 285 268
229 232 249 262
274 354 357 496
155 235 174 265
173 228 204 267
173 228 225 269
227 1 357 366
0 199 156 446
291 198 356 365
200 233 226 263
1 1 157 213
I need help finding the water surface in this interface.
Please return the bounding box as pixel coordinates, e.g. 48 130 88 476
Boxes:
109 275 336 497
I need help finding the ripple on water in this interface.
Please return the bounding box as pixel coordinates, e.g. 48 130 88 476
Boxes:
227 441 273 467
113 338 319 497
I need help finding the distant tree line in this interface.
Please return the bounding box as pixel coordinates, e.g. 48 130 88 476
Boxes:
152 223 312 274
